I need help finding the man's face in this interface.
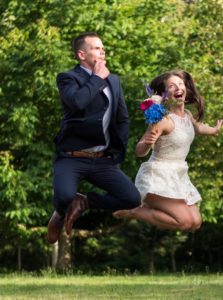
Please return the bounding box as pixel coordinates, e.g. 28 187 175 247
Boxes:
78 37 106 70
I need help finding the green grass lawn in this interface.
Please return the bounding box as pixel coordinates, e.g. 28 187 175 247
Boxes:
0 273 222 300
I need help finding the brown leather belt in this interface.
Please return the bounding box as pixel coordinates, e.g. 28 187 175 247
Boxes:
65 151 105 158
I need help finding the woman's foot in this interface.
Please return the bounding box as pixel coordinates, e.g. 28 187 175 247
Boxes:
113 209 135 219
113 205 149 219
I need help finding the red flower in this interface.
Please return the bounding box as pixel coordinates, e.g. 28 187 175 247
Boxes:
139 99 155 111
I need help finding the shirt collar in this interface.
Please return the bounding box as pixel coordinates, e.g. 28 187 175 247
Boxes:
80 65 93 76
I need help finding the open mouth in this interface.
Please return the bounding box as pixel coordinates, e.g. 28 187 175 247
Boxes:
174 93 184 100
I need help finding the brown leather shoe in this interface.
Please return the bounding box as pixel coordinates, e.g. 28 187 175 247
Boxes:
47 211 64 244
65 193 89 235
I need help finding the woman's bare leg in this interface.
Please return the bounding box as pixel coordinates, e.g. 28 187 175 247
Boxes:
188 205 202 231
113 204 181 230
113 193 201 231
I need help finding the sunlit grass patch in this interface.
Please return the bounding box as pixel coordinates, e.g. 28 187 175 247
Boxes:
0 273 222 299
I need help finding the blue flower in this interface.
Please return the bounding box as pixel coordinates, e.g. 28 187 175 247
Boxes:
144 103 167 124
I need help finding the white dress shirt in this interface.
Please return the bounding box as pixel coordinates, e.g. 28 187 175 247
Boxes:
80 65 112 152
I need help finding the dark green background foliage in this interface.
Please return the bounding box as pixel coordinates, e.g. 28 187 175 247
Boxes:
0 0 222 272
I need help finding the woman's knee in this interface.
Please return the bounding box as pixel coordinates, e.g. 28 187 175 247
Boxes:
177 216 194 231
190 215 202 231
178 216 202 231
188 206 202 231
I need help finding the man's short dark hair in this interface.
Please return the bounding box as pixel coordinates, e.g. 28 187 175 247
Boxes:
72 32 100 59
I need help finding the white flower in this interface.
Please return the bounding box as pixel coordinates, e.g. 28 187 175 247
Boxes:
151 95 162 104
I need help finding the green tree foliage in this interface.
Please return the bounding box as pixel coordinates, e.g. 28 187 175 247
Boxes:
0 0 222 271
0 0 70 262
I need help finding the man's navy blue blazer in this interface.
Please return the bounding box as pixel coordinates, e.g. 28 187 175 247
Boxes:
54 64 129 164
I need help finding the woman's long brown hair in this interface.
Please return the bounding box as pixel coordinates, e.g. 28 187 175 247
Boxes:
149 70 204 121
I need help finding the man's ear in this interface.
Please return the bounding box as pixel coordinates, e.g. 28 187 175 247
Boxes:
77 50 85 61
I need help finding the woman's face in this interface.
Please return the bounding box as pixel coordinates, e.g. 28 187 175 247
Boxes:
165 75 186 103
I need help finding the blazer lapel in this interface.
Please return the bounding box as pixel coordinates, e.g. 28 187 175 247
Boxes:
106 75 118 113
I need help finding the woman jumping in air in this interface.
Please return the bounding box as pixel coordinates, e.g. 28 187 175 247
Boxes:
114 70 222 231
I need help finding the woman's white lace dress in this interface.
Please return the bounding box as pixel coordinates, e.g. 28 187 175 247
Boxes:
135 112 201 205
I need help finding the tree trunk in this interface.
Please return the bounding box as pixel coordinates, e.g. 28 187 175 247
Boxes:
18 246 21 271
51 241 59 269
170 249 177 272
149 251 155 274
56 227 72 271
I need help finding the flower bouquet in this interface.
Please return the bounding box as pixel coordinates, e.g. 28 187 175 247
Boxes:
139 85 169 125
